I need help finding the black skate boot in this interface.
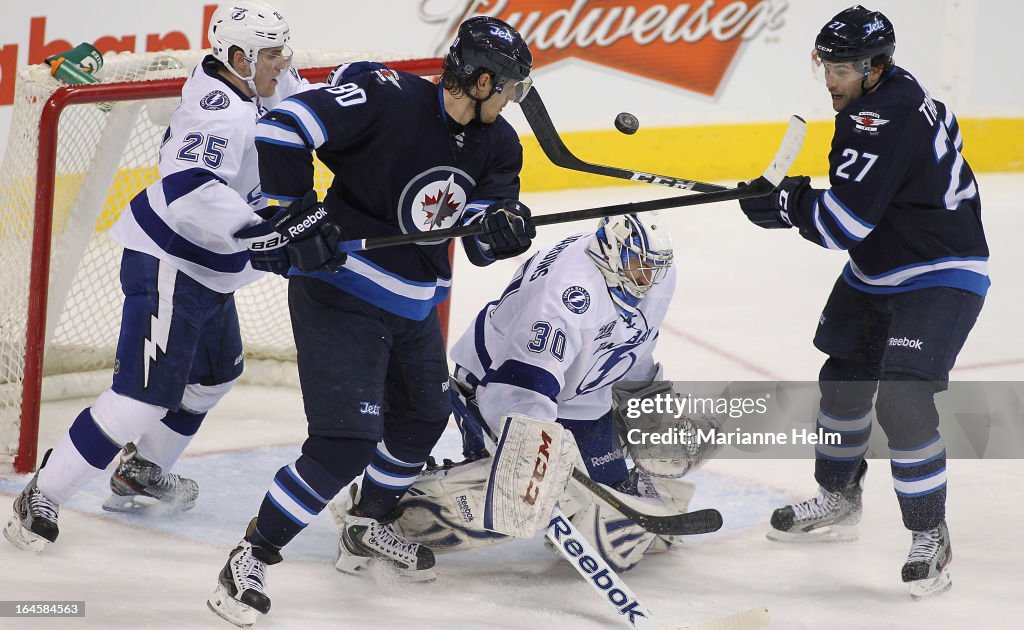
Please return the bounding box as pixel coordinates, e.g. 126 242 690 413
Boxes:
902 520 952 599
103 442 198 512
335 484 436 581
768 460 867 542
4 449 60 553
208 518 282 628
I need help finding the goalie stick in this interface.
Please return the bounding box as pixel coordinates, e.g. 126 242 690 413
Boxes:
547 508 768 630
570 467 722 536
521 87 729 193
335 115 806 253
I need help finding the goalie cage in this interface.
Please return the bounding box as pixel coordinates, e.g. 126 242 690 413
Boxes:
0 49 445 473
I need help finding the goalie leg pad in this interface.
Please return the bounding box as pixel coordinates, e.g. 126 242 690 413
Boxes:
392 457 512 553
484 415 582 538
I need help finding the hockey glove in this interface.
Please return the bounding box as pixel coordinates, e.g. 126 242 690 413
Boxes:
477 199 536 260
269 190 346 273
234 209 291 276
739 175 811 229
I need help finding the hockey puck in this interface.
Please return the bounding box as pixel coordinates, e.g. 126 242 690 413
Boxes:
615 112 639 135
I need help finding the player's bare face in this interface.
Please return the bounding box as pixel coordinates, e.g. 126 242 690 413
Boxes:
253 46 292 98
821 61 866 112
479 88 514 123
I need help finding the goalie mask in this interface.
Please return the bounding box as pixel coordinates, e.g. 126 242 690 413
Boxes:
587 213 673 318
209 1 292 93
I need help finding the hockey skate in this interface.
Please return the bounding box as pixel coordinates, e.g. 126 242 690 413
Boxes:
102 443 198 512
767 460 867 543
4 450 59 553
902 520 952 599
334 484 436 582
208 519 282 628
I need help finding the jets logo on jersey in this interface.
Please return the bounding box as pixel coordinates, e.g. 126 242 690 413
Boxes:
562 286 591 314
397 167 474 237
200 90 230 111
850 111 889 133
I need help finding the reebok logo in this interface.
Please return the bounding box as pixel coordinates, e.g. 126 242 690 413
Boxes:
455 494 474 523
589 451 620 468
888 336 924 350
548 515 648 626
286 207 328 238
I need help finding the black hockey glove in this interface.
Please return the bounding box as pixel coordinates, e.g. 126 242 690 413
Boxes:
275 190 346 273
477 199 536 260
739 175 811 229
234 208 291 276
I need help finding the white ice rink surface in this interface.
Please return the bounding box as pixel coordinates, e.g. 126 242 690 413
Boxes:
2 174 1022 629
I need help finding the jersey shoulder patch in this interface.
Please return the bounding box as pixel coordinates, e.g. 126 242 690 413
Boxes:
200 90 231 111
561 285 591 314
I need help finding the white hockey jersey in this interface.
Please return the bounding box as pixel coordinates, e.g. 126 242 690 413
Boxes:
108 57 309 293
450 233 676 430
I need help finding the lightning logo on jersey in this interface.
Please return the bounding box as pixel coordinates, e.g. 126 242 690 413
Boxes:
143 262 177 388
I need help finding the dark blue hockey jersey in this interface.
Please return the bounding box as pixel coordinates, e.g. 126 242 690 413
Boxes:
787 66 989 297
254 68 522 319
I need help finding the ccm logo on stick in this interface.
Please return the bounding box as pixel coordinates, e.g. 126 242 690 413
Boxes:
522 430 552 506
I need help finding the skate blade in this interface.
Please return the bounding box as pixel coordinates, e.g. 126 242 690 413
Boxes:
908 571 952 600
102 493 195 514
335 552 436 583
766 524 858 543
207 584 259 628
3 517 48 553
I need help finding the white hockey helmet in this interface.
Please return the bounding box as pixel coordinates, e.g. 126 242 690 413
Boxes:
587 213 673 317
208 1 291 85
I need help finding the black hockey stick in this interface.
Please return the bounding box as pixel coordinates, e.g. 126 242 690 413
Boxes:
520 87 730 193
570 468 722 536
335 114 805 254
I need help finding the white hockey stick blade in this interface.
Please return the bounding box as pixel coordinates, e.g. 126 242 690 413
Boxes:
760 115 806 188
669 607 770 630
546 508 661 629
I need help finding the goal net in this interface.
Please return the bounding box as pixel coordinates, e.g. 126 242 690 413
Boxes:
0 50 441 472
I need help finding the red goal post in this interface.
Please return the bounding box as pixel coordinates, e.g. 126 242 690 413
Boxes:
2 52 444 473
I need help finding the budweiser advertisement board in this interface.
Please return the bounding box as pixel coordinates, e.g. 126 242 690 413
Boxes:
424 0 786 96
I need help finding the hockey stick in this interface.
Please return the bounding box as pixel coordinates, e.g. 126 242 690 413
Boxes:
335 114 805 253
570 468 722 536
548 508 769 630
521 87 727 193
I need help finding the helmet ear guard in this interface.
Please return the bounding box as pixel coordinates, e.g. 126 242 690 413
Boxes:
587 213 674 318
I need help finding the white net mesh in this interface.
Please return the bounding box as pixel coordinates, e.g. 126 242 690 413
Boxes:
0 49 430 466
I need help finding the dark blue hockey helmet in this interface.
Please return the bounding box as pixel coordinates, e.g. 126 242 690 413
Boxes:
444 16 533 102
814 5 895 76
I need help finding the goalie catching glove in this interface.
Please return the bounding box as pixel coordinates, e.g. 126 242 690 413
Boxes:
234 190 346 274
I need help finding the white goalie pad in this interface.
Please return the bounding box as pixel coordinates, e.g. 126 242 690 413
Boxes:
484 414 581 539
392 457 513 553
558 471 697 570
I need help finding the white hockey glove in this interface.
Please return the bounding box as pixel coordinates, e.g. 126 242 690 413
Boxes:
612 378 722 478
